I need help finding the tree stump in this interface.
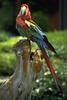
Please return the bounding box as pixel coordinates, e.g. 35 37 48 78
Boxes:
0 39 43 100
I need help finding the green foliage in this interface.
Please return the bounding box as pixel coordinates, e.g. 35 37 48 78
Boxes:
0 31 9 42
0 53 15 75
32 11 49 31
0 35 23 75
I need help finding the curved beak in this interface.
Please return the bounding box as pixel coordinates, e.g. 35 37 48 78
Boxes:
21 6 26 15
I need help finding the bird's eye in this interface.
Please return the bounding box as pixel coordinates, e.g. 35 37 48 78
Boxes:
21 6 26 15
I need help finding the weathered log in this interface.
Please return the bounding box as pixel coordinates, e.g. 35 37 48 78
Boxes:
0 39 42 100
0 40 31 100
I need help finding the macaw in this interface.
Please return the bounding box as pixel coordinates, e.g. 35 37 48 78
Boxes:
16 4 62 91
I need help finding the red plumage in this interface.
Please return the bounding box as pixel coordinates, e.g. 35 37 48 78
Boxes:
16 4 31 28
17 4 32 20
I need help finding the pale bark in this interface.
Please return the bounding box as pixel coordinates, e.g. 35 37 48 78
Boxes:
0 39 43 100
0 40 33 100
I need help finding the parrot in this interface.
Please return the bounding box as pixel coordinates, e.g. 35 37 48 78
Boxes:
16 4 62 92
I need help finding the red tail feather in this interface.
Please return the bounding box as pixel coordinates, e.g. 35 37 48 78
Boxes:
41 48 61 90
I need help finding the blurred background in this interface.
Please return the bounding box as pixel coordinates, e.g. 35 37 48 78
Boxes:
0 0 67 100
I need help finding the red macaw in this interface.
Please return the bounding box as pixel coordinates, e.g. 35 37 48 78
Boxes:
16 4 62 91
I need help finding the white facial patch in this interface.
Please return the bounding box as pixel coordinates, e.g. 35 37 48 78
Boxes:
21 6 26 15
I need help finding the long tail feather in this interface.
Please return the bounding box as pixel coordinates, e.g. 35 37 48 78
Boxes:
40 47 62 91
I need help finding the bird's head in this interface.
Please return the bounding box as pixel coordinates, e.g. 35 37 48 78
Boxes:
21 4 28 15
18 4 31 20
